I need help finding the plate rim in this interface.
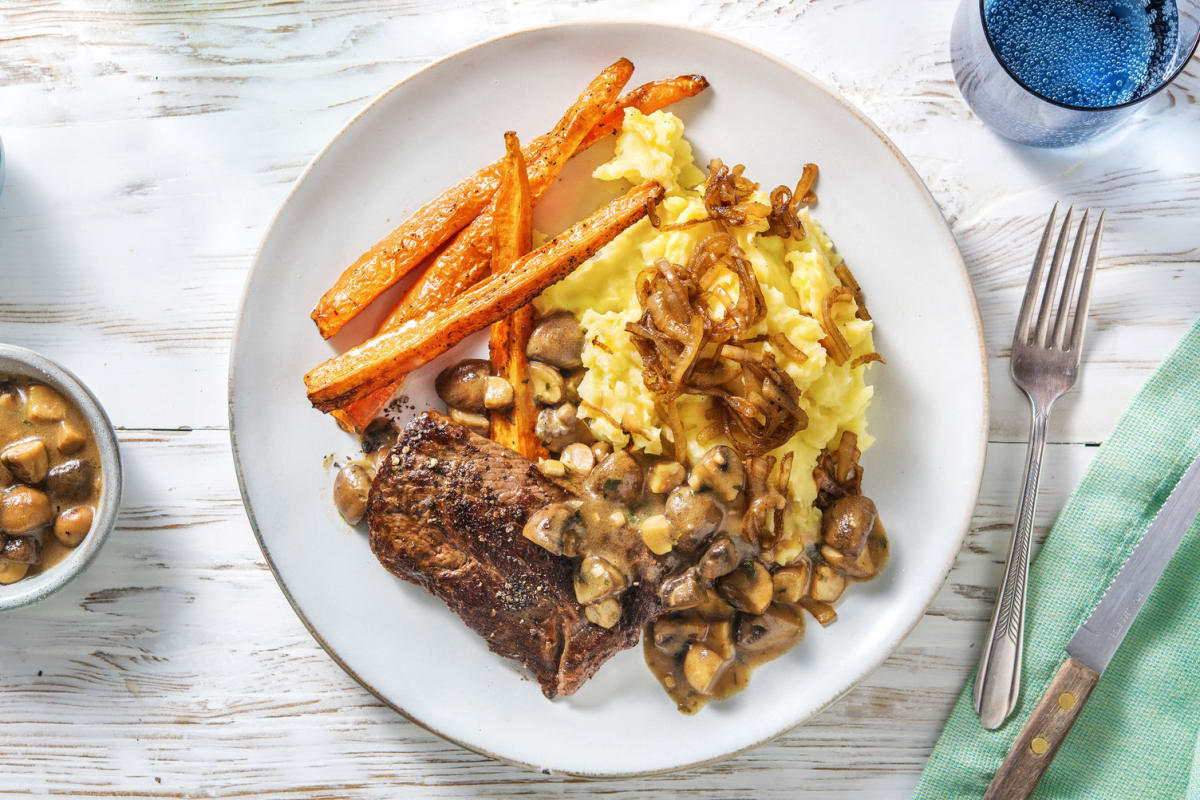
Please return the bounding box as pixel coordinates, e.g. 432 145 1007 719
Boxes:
228 19 990 778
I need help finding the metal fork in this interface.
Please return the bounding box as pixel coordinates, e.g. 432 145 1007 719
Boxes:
974 204 1106 730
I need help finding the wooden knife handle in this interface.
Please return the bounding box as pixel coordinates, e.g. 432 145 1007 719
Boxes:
983 657 1100 800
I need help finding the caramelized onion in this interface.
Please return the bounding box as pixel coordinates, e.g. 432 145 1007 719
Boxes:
646 198 714 232
850 352 886 368
697 421 723 445
812 431 863 510
765 185 805 240
743 455 782 546
794 163 818 205
765 163 818 239
579 400 622 432
772 451 794 546
833 431 862 491
627 226 805 463
769 333 808 364
834 262 871 321
819 286 855 366
777 451 794 493
702 159 770 229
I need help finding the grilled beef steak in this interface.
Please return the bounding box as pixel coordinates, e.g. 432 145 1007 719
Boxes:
367 411 661 697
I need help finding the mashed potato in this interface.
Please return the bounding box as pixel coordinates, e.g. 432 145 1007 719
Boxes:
534 110 877 564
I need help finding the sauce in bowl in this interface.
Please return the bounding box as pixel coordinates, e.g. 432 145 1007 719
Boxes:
0 376 103 585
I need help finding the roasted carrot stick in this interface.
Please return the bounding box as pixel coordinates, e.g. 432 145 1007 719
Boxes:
305 180 664 412
310 57 635 340
386 74 711 333
487 133 543 460
578 74 709 150
331 74 711 432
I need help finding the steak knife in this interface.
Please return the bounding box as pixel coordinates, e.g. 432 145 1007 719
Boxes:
983 448 1200 800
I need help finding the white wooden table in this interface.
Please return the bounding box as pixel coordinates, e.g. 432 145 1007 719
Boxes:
1 1 1196 796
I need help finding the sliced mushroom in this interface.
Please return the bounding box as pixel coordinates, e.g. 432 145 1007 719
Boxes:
821 494 877 557
661 569 706 610
483 376 514 410
525 311 585 369
585 451 643 506
536 458 566 478
528 361 565 406
863 523 890 577
688 445 745 502
559 442 595 476
590 441 613 462
573 554 626 604
0 559 29 585
652 614 709 655
333 464 372 525
44 459 96 502
434 359 492 413
449 407 490 435
585 598 621 629
716 559 773 615
2 534 41 565
664 487 722 552
822 521 889 580
54 506 93 547
522 501 583 556
563 369 585 404
647 461 686 494
704 618 736 660
57 421 88 455
536 403 578 452
683 643 727 694
697 536 740 580
0 486 53 534
639 513 674 555
809 562 847 603
27 385 65 422
736 603 806 652
692 589 737 622
772 562 812 604
1 438 49 485
0 464 10 489
360 417 400 455
799 598 838 626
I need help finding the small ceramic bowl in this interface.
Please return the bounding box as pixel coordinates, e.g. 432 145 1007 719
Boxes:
0 344 122 610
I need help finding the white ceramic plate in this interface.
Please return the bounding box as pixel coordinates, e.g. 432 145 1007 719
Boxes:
230 22 987 777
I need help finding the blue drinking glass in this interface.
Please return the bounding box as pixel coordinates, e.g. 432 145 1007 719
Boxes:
951 0 1200 147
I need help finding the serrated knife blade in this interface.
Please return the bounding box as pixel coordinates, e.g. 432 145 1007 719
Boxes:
1066 449 1200 674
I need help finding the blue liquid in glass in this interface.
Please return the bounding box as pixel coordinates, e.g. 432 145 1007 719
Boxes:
984 0 1180 108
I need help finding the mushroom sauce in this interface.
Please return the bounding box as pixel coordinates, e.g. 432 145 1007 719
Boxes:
407 309 891 714
0 377 103 585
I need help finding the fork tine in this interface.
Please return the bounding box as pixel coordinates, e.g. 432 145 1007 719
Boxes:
1014 203 1059 347
1052 208 1091 349
1034 205 1074 346
1069 209 1106 353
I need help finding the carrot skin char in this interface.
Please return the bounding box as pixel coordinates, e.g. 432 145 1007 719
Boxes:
487 132 540 459
309 57 634 340
329 73 710 432
305 180 664 411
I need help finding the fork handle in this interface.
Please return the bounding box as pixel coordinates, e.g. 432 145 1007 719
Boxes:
974 404 1049 729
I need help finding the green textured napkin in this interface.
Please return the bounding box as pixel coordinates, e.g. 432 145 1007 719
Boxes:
915 318 1200 800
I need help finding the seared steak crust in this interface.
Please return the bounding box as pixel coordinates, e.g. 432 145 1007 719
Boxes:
367 411 659 697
